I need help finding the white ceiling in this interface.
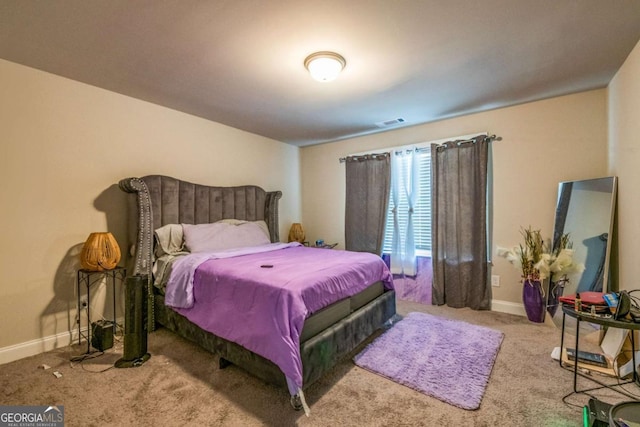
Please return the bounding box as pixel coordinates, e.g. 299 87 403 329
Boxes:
1 1 639 147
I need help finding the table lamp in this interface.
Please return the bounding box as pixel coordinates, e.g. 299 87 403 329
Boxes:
80 232 121 271
288 223 305 243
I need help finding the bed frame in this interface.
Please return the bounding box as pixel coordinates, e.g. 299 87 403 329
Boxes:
118 175 396 404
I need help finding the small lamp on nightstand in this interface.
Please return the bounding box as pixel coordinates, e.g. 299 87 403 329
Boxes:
288 223 306 243
80 232 121 271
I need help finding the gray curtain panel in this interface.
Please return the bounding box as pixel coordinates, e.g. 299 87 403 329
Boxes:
431 135 490 310
345 153 391 254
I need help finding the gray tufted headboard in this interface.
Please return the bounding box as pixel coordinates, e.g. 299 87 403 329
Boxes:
118 175 282 329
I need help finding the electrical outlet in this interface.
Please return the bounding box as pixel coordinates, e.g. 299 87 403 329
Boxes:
79 296 89 308
491 275 500 287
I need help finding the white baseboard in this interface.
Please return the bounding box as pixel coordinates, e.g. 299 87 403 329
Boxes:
491 299 527 317
0 328 85 366
0 317 123 366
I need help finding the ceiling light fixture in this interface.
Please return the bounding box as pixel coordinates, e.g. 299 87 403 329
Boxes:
304 51 346 82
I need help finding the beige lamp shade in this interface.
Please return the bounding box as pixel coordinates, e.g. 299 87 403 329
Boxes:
80 232 121 271
288 223 305 243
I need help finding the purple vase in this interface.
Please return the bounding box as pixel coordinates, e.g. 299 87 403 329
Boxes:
522 279 545 323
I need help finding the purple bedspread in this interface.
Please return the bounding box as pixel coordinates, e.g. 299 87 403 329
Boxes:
170 244 393 395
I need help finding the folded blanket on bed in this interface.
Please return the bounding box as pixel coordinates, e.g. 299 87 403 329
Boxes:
166 244 393 396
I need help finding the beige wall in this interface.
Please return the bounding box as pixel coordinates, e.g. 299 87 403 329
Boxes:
609 39 640 292
0 59 300 353
300 90 608 306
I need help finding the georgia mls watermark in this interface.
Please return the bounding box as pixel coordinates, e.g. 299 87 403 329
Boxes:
0 405 64 427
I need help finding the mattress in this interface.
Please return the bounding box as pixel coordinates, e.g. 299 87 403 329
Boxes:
300 281 384 342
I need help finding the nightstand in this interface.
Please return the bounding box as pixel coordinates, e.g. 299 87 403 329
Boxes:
76 267 126 354
313 243 338 249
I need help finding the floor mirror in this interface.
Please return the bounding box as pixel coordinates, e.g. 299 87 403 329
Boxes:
546 176 617 319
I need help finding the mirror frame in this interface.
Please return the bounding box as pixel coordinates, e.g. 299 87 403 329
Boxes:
547 176 617 315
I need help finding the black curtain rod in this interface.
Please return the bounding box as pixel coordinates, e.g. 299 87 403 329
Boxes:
338 134 502 163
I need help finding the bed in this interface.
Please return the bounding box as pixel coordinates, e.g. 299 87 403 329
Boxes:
118 175 396 411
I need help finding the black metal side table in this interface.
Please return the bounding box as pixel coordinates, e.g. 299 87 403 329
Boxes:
560 304 640 400
77 266 126 354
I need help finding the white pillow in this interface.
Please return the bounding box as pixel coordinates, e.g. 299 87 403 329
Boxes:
182 220 270 253
218 219 270 238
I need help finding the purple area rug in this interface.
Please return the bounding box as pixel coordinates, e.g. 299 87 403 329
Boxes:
353 312 504 410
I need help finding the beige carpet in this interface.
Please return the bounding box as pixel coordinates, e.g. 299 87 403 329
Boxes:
1 300 634 427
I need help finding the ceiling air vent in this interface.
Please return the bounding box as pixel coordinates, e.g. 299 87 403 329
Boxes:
375 117 406 128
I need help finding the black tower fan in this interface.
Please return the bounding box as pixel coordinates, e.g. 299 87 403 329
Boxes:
115 274 151 368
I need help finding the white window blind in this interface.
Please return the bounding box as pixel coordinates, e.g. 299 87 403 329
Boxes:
382 150 431 254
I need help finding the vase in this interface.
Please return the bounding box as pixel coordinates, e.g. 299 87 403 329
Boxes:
522 279 545 323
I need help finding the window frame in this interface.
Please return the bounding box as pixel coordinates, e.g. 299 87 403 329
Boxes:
379 133 490 260
381 149 432 256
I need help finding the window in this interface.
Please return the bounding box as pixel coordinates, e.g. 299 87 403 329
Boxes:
382 149 431 256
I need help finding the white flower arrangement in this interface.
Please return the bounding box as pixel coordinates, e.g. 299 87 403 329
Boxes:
497 226 585 283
